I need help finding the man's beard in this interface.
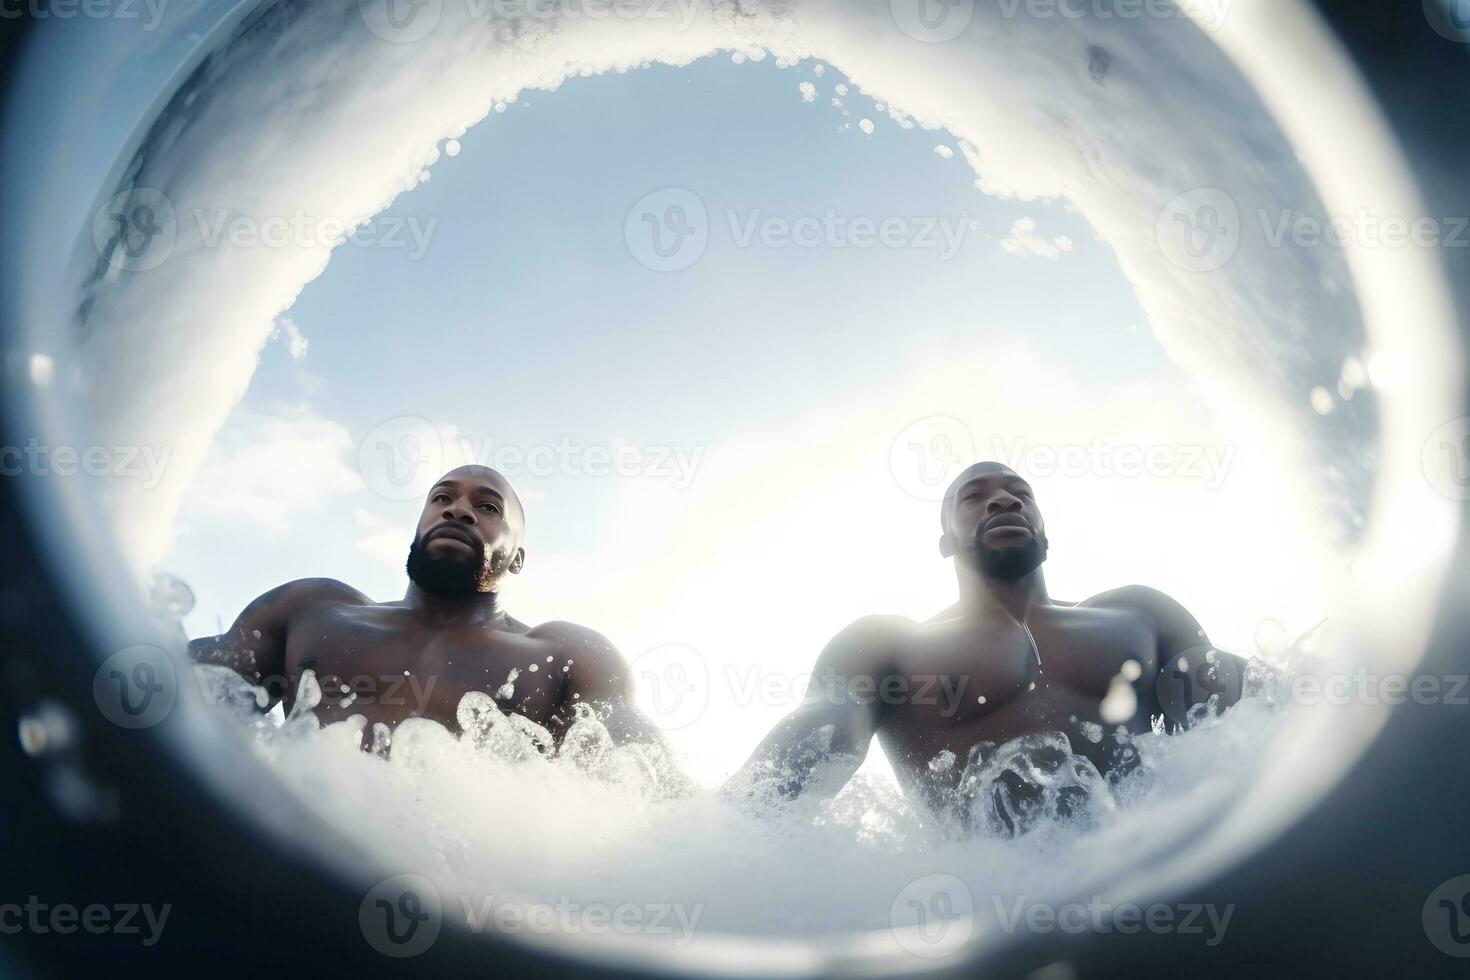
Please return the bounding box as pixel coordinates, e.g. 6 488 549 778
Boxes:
406 534 497 597
973 529 1049 583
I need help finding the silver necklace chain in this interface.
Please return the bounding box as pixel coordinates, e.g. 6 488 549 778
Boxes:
1018 618 1043 675
932 602 1044 674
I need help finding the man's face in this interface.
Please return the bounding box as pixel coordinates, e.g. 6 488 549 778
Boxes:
945 468 1049 582
406 466 525 597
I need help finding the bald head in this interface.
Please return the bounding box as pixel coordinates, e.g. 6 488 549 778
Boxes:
435 464 526 529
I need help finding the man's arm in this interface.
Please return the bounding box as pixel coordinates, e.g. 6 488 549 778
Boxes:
530 621 694 796
725 615 907 805
532 621 670 746
1087 585 1246 727
188 578 369 708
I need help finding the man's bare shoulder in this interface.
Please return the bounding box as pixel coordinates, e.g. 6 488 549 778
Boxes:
526 621 629 696
526 620 619 658
818 614 917 671
1080 585 1187 620
265 577 375 614
1079 585 1208 646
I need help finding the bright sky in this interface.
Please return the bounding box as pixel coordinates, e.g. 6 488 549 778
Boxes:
145 53 1333 781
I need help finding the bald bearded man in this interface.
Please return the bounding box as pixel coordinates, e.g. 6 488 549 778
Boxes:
730 461 1246 831
189 465 671 756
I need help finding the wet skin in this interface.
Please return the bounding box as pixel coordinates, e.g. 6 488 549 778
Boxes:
188 467 659 748
734 465 1241 815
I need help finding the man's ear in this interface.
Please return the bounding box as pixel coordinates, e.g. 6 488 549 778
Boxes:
938 532 956 559
509 547 525 575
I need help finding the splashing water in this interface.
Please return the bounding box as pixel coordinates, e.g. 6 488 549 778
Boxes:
190 646 1306 946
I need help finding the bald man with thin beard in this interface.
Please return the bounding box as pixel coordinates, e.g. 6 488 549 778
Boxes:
190 465 674 760
730 461 1245 829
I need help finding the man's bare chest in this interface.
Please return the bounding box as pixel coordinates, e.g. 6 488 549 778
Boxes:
282 604 566 724
881 606 1159 765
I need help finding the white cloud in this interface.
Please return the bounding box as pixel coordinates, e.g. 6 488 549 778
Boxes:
1000 216 1075 260
272 315 310 361
353 507 407 570
179 402 361 534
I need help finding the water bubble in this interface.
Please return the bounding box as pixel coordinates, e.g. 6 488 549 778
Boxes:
1099 676 1138 725
149 572 196 620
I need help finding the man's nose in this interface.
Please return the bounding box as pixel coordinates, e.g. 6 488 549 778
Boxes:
988 492 1022 512
441 503 475 524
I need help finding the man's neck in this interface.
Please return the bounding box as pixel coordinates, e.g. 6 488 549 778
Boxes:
402 583 507 625
955 566 1051 623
